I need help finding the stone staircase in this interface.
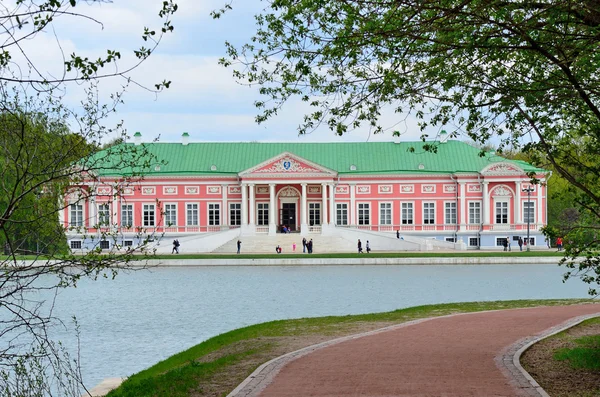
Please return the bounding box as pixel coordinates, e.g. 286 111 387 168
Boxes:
212 233 358 254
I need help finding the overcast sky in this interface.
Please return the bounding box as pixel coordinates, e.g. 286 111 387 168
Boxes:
20 1 434 144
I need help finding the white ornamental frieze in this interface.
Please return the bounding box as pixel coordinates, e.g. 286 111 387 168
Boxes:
185 186 199 195
492 185 512 197
256 186 269 194
308 186 321 194
122 187 134 196
400 185 414 193
279 186 299 197
207 186 221 194
484 163 521 174
163 186 177 195
467 184 482 192
229 186 241 194
256 157 319 173
142 187 156 195
336 185 349 194
379 185 392 194
443 184 456 193
97 186 111 195
421 185 435 193
357 185 371 194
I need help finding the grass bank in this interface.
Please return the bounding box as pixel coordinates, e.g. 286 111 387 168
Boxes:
105 299 591 397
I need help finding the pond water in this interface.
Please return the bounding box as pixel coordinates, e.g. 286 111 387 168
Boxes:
46 264 589 389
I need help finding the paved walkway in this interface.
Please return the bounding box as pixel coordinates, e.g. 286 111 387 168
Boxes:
233 304 600 397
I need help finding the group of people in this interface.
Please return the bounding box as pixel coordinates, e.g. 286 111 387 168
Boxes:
357 239 371 253
302 237 314 253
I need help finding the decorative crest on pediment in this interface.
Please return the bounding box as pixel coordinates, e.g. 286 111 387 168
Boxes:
256 157 319 173
482 162 523 175
492 185 512 197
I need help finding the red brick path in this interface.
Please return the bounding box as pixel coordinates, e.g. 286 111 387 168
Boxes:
258 304 600 397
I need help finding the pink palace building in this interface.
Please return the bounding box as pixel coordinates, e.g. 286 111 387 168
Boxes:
62 132 550 252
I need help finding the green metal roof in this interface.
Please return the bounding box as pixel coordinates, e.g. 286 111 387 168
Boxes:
95 140 546 177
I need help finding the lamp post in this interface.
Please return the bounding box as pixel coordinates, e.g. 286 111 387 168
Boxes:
522 186 535 252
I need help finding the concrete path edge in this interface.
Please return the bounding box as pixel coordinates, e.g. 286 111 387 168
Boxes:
228 308 600 397
497 313 600 397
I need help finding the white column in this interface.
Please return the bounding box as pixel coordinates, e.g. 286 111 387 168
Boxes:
111 188 118 226
89 197 96 229
241 184 248 228
329 184 335 226
459 182 466 231
350 183 356 226
537 184 543 230
248 184 256 228
301 183 308 234
222 184 228 228
515 181 521 225
482 182 489 228
269 183 276 235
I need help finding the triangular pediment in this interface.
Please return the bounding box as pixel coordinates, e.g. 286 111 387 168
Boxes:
481 162 524 175
239 152 337 177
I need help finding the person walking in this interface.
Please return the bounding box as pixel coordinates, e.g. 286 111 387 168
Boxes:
396 230 400 239
308 239 313 254
507 236 511 251
172 239 180 254
556 236 563 251
292 242 296 252
502 238 508 251
302 237 307 253
366 240 371 253
357 239 363 253
237 239 241 254
518 237 523 251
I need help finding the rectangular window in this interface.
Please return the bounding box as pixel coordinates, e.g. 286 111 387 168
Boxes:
401 203 413 224
186 203 198 226
495 202 508 224
496 237 509 247
70 240 82 249
257 203 269 226
336 203 348 225
208 203 220 226
445 237 456 243
124 240 133 247
523 202 535 224
469 202 481 224
121 204 133 228
164 204 177 226
379 203 392 225
230 203 241 226
445 202 457 224
98 203 110 226
469 237 480 247
70 204 83 227
143 204 155 227
309 203 321 225
423 202 435 224
357 203 370 225
100 240 110 250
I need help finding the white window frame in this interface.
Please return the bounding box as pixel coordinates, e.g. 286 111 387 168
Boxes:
379 202 392 225
445 201 457 224
495 200 509 224
423 202 435 225
523 201 535 224
468 237 480 247
143 203 156 227
70 240 82 250
186 203 199 226
401 202 414 225
468 201 481 224
70 203 83 227
208 203 220 226
121 203 133 228
229 202 241 226
257 202 269 226
357 202 370 225
336 203 348 225
98 203 111 226
308 202 321 226
164 203 177 227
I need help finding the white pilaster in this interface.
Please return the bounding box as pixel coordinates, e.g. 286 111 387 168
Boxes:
269 183 276 235
482 181 489 227
537 184 543 230
301 183 308 234
222 184 228 228
321 183 328 231
515 181 521 225
240 183 248 233
248 184 256 228
459 182 466 231
329 184 335 226
350 183 356 226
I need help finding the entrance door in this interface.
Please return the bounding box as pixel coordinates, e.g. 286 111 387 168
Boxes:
280 203 297 231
